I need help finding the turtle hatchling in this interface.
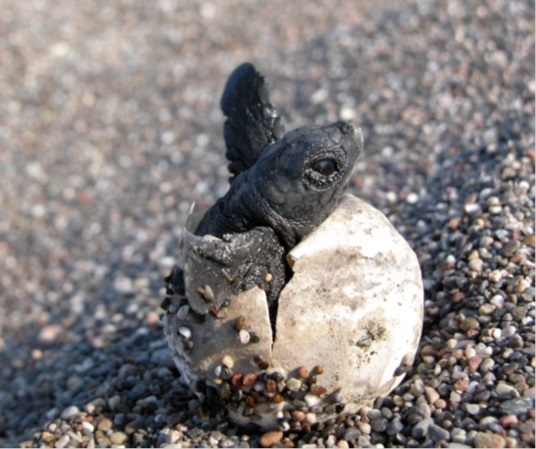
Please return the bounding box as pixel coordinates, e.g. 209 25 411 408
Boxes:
162 62 424 430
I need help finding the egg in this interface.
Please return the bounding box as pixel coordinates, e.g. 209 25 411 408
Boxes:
163 194 423 430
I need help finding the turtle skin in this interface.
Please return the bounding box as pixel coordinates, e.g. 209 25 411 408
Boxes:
166 63 363 312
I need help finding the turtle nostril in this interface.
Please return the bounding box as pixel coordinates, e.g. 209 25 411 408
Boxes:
337 121 353 135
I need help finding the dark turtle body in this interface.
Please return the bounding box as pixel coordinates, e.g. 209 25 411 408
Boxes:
166 63 363 313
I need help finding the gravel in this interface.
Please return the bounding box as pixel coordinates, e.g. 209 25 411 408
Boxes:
0 0 534 447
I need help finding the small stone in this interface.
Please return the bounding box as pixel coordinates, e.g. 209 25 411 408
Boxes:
304 412 317 425
297 366 309 379
488 270 504 283
358 421 371 434
60 405 80 420
85 397 106 415
502 240 520 256
498 397 533 415
286 378 301 392
464 403 480 415
336 440 350 448
235 315 247 331
464 203 481 214
495 383 516 398
474 431 506 448
97 417 113 431
499 414 518 428
424 386 440 404
54 435 71 448
309 385 327 396
460 317 480 332
370 417 388 432
231 372 243 387
480 358 495 373
249 331 261 343
260 429 283 448
264 379 277 395
38 324 63 343
243 372 258 386
178 326 192 339
109 431 129 445
427 423 450 442
304 393 320 407
412 418 433 439
313 365 324 375
81 421 95 435
221 354 234 368
468 258 483 272
291 410 305 422
343 428 361 441
239 329 250 344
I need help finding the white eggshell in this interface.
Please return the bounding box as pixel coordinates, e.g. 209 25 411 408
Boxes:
163 194 423 429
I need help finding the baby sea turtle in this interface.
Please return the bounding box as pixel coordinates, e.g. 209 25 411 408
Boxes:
162 64 424 430
165 63 363 314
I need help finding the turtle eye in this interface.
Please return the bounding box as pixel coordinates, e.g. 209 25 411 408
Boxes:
312 158 337 176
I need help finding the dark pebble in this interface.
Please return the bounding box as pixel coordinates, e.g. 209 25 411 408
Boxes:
387 418 404 435
427 423 450 443
499 397 534 416
343 428 361 442
370 417 388 432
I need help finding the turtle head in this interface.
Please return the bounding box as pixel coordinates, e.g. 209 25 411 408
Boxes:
251 120 363 248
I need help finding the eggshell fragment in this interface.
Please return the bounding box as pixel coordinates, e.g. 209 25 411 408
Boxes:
163 194 423 429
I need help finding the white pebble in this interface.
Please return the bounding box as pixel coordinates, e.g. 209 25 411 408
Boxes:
286 378 301 392
480 358 495 373
465 346 476 359
488 269 503 283
304 412 317 425
304 394 320 408
406 192 419 204
60 405 80 420
465 403 480 415
503 325 517 338
464 203 481 214
492 328 502 340
495 383 516 398
178 326 192 339
221 354 234 368
239 329 250 344
81 421 95 435
490 295 504 308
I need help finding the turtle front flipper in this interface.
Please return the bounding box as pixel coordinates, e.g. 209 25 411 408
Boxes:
182 227 286 315
220 63 285 181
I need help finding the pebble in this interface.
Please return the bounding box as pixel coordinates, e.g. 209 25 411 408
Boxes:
239 329 251 344
473 432 506 448
412 418 433 439
498 397 533 415
38 324 64 344
60 405 80 421
424 386 440 404
428 423 450 443
109 431 129 445
97 417 113 432
260 429 283 448
468 258 483 272
343 428 361 441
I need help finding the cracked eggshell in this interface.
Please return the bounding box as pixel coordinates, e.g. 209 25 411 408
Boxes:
163 194 423 429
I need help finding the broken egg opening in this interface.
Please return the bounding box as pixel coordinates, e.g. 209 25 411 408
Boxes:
163 194 423 430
